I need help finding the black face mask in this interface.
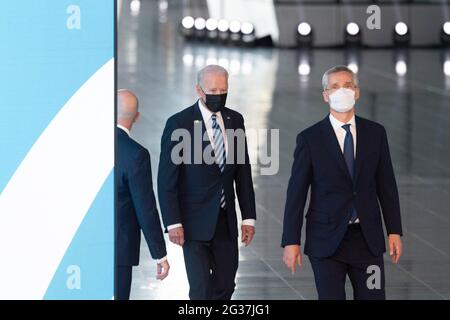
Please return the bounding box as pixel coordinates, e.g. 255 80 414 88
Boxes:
201 89 227 113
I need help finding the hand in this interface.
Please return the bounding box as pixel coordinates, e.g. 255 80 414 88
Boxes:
283 245 302 275
168 227 185 246
389 234 402 264
156 260 170 280
241 225 255 246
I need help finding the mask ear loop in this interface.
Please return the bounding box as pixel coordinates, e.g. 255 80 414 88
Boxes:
199 87 208 106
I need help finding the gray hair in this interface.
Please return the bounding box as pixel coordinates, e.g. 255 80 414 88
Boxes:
197 65 229 87
321 65 358 90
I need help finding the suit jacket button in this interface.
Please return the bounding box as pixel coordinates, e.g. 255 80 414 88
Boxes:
353 191 357 196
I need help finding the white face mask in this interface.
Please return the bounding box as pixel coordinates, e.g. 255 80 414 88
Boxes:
328 88 355 113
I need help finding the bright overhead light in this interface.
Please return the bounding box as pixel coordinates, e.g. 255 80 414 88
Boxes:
346 22 359 36
218 19 229 32
229 20 241 33
241 22 254 35
181 16 195 29
395 22 408 36
194 17 206 30
297 22 312 36
443 22 450 36
206 18 218 31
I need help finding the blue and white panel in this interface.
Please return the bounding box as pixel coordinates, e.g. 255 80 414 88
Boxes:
0 0 114 299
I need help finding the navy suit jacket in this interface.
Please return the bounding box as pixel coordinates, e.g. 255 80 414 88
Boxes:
282 115 402 257
116 128 167 266
157 101 256 241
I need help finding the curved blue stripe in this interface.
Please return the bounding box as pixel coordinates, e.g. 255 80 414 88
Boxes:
44 171 114 300
0 0 113 193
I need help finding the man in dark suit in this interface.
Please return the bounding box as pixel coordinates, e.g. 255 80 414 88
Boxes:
282 65 403 300
158 65 256 300
116 89 169 300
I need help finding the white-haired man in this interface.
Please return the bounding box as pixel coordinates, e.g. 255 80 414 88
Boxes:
158 65 256 300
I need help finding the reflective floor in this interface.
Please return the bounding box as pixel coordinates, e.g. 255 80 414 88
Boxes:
118 0 450 300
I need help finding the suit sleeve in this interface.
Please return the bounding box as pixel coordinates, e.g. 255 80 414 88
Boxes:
128 149 167 260
234 114 256 221
157 116 182 227
376 127 403 236
281 133 313 247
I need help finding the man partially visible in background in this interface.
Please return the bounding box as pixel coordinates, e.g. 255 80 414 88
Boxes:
116 89 169 300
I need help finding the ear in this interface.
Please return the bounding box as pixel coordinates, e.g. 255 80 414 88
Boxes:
354 87 360 101
134 111 140 123
322 91 329 104
195 85 204 99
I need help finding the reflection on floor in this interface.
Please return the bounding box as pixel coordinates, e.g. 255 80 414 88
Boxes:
118 0 450 300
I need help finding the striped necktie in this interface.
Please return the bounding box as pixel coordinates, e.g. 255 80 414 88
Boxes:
211 114 226 209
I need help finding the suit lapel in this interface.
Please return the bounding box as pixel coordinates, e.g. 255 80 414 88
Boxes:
221 108 234 173
192 101 211 153
321 116 353 185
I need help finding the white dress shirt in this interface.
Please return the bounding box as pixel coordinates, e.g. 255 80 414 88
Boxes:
117 125 167 263
117 124 131 137
198 99 228 156
328 114 359 224
329 113 356 157
167 100 255 231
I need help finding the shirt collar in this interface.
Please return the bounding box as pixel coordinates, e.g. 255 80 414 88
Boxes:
117 124 131 137
198 99 222 121
329 113 356 131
